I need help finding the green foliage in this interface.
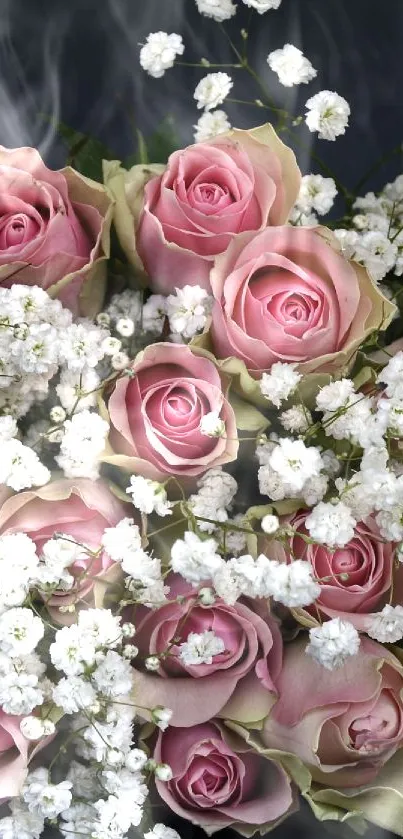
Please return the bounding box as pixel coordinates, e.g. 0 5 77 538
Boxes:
56 115 179 181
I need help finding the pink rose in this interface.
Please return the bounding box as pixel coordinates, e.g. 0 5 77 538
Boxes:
104 343 238 480
0 147 113 315
210 225 394 376
135 125 300 292
277 512 399 630
130 575 282 726
154 721 295 834
0 712 30 801
0 478 128 623
262 637 403 788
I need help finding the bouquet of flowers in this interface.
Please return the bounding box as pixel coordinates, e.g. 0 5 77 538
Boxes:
0 1 403 838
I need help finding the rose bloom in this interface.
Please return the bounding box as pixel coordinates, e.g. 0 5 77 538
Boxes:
131 575 282 727
0 712 31 801
154 722 295 834
210 225 394 377
0 146 113 315
274 511 399 630
262 637 403 788
0 478 127 623
104 343 238 480
105 124 300 293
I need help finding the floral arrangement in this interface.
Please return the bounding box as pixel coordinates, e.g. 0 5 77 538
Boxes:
0 2 403 839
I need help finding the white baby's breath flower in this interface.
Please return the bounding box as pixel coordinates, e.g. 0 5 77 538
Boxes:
306 618 360 669
126 475 173 516
139 32 184 78
269 438 323 493
195 0 236 21
23 768 72 818
270 560 321 607
178 630 225 665
171 531 223 583
194 110 231 142
261 514 279 534
241 0 282 10
268 44 316 87
260 363 301 407
305 500 356 547
0 609 44 658
145 824 181 839
367 605 403 643
305 90 350 140
166 285 213 338
200 411 226 437
296 174 337 216
194 72 233 110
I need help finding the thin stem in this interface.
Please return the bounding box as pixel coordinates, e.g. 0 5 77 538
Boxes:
176 61 241 69
353 142 403 195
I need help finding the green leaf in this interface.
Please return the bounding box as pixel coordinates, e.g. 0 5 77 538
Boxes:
230 393 269 433
136 130 149 165
56 121 117 181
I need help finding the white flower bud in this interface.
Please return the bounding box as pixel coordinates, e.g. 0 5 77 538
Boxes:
102 337 122 356
155 763 173 781
50 405 66 423
198 586 216 606
111 351 130 371
20 716 45 740
145 656 160 672
116 318 135 337
261 514 279 534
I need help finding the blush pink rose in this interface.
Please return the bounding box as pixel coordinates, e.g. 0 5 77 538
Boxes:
0 478 128 623
0 712 30 801
154 722 295 834
210 225 394 377
262 637 403 788
136 125 300 292
130 575 282 727
0 146 113 315
280 512 399 630
104 343 238 480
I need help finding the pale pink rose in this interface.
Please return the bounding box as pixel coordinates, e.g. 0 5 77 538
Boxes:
277 511 400 630
0 712 30 801
262 637 403 788
154 721 295 834
0 147 113 315
210 225 394 377
104 343 238 480
136 125 300 292
0 479 128 623
130 576 282 727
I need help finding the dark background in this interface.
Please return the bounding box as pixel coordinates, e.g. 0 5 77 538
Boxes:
4 0 402 836
1 0 403 193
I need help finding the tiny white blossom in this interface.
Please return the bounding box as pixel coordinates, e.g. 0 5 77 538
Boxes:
126 475 173 516
270 560 321 607
171 531 223 582
194 110 231 142
0 800 44 839
280 405 311 433
316 379 356 412
50 624 97 676
139 32 184 79
261 514 279 534
195 0 236 20
305 90 350 140
102 517 142 562
368 605 403 643
305 500 356 547
260 363 301 407
145 656 160 672
101 336 122 356
145 824 181 839
166 285 213 339
155 763 173 782
19 717 47 741
295 174 337 216
0 416 17 441
268 44 316 87
52 676 97 714
241 0 282 10
306 618 360 669
116 317 135 338
269 438 323 493
378 352 403 400
152 706 172 731
0 439 50 491
194 72 233 111
178 630 225 665
200 411 226 437
56 410 108 480
0 609 44 658
111 351 130 371
92 651 133 698
142 295 167 333
23 768 72 818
